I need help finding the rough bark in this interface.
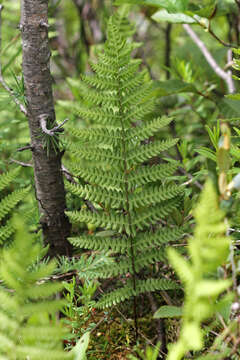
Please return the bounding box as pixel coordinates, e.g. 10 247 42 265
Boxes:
20 0 72 257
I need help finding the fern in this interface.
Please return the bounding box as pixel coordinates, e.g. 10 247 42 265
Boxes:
0 167 30 245
167 181 231 360
0 216 74 359
66 10 184 328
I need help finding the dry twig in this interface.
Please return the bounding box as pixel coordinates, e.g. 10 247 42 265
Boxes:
183 24 235 94
0 5 27 116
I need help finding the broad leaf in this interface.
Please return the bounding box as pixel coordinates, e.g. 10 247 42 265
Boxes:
115 0 189 12
195 280 231 297
154 305 182 318
72 332 90 360
187 0 217 18
152 9 195 23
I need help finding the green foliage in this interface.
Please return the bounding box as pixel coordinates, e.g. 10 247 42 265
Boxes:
0 216 72 359
66 10 184 311
62 277 97 349
0 215 90 359
116 0 237 19
72 332 90 360
154 305 182 318
128 342 160 360
0 167 30 245
167 181 231 360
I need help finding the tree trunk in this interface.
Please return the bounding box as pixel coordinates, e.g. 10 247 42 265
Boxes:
20 0 72 257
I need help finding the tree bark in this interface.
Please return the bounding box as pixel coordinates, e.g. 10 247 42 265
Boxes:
20 0 72 257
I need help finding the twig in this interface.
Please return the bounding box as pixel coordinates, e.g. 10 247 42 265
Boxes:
39 114 68 136
227 49 234 91
61 164 77 184
17 145 33 152
147 292 166 353
51 118 68 132
193 16 237 48
227 224 238 292
165 23 172 79
10 158 33 167
0 5 27 116
179 167 203 190
183 24 235 94
229 228 240 233
230 243 237 291
160 290 174 306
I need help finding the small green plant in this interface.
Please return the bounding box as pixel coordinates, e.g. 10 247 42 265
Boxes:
0 216 71 359
0 215 90 359
65 10 184 339
62 277 98 349
128 342 160 360
166 181 232 360
0 166 29 245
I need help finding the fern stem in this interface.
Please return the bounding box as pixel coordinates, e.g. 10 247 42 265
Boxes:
117 75 139 342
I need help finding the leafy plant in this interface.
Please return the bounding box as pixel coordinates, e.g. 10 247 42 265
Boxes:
0 215 90 359
128 342 160 360
65 9 184 337
0 215 71 359
62 277 98 349
0 166 29 245
166 181 232 360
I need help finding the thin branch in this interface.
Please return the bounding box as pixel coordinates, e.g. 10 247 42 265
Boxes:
226 224 238 292
0 5 27 116
147 292 166 353
165 23 172 79
179 166 203 190
61 164 77 184
183 24 235 94
10 158 33 167
194 16 237 48
51 118 68 132
17 145 33 152
39 114 68 136
230 243 237 291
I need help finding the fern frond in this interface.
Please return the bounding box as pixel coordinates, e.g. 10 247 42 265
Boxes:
133 227 185 251
167 181 231 360
69 226 184 254
129 184 183 210
126 138 179 167
129 116 173 143
66 209 130 234
0 217 72 359
0 167 20 192
127 162 178 187
0 168 30 246
0 186 30 222
92 248 166 279
66 182 124 209
97 278 179 309
66 11 183 312
69 234 129 253
133 198 181 230
67 164 124 190
0 221 14 244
